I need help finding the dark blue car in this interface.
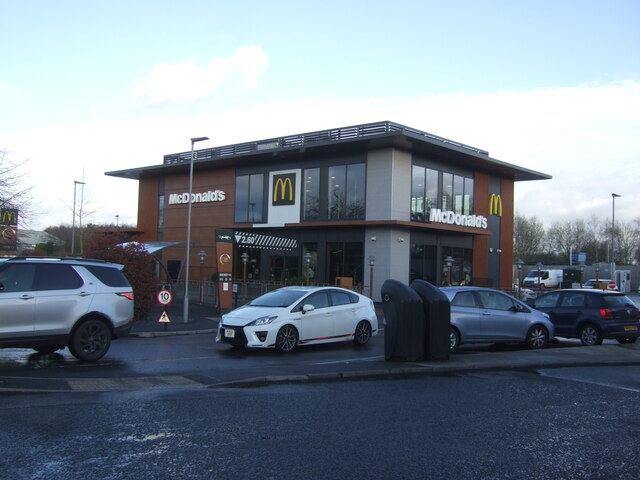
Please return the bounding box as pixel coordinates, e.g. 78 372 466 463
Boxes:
533 289 640 345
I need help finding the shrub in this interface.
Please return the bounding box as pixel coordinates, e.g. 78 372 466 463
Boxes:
84 232 157 321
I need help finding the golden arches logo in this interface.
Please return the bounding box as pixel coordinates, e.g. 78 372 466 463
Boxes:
489 194 502 216
0 209 18 226
273 174 295 205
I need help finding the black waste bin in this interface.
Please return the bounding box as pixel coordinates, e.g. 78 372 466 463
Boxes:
381 279 425 361
410 279 451 361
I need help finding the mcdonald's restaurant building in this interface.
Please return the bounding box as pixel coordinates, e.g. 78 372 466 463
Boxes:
107 121 550 307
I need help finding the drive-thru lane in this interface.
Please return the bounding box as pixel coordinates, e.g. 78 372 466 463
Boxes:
1 327 640 392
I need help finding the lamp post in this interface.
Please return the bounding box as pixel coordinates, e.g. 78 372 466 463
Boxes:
444 256 454 286
611 193 620 279
241 252 249 298
115 215 119 227
183 136 209 324
516 259 524 300
198 250 206 304
304 252 312 286
71 180 85 256
369 256 375 298
536 261 543 293
595 262 600 283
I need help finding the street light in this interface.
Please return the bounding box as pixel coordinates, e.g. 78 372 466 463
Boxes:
241 252 249 297
183 136 209 323
536 261 543 293
368 256 375 298
198 250 207 303
304 252 312 286
71 180 85 256
611 193 621 278
444 256 454 286
516 259 524 300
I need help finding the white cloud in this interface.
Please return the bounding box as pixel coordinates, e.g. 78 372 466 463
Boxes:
2 80 639 230
131 46 269 107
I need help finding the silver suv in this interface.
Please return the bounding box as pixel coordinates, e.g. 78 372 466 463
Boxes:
0 257 134 361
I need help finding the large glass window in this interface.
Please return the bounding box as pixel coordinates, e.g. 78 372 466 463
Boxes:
442 173 453 212
464 177 474 215
453 175 464 214
327 242 363 285
328 164 365 220
411 166 425 221
234 174 264 223
411 165 473 222
303 168 320 221
345 163 365 219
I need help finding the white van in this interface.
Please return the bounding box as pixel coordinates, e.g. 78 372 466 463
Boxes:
523 269 563 289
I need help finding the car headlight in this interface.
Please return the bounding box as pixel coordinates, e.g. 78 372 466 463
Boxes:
248 315 278 326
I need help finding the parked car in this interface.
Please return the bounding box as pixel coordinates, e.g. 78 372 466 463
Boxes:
440 286 554 352
582 279 617 290
216 286 378 352
0 256 134 360
513 285 537 302
532 289 640 345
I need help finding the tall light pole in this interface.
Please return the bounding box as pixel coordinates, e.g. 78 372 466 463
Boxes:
611 193 621 278
71 180 85 256
198 249 207 304
183 136 209 323
241 252 249 298
369 256 375 298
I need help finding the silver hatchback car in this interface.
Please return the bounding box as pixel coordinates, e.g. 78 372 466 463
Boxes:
440 286 554 352
0 257 134 361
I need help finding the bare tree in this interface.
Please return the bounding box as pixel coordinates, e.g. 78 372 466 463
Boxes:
614 220 640 265
513 215 545 262
0 149 34 224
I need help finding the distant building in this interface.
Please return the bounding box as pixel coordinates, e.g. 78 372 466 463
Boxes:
17 230 65 254
107 121 551 306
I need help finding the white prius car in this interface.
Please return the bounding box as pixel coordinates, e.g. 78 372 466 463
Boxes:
216 286 378 352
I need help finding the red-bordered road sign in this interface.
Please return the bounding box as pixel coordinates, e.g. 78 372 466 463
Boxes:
157 289 173 306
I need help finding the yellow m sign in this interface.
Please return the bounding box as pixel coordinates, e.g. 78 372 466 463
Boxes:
489 194 502 216
0 208 18 226
273 174 295 206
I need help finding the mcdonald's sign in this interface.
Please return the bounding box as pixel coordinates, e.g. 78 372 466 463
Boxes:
272 173 295 206
489 194 502 216
0 208 18 226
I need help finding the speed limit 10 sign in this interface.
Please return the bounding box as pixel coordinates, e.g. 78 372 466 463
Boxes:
157 289 173 306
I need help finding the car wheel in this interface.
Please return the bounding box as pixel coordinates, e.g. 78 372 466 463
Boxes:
449 327 460 352
617 337 638 344
579 324 603 346
69 318 112 361
353 321 372 345
526 325 548 349
275 325 298 353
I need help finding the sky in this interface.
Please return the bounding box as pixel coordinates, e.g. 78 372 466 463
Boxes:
1 0 639 231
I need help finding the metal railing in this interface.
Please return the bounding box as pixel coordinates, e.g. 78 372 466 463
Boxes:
163 121 489 165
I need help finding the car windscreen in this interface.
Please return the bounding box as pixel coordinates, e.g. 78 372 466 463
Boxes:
603 294 637 308
248 289 308 307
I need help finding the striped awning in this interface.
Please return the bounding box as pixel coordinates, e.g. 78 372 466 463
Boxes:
233 231 297 252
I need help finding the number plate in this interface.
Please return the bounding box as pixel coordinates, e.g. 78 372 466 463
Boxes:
224 328 236 338
624 325 638 332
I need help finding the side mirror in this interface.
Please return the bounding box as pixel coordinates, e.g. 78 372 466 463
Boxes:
302 304 315 314
0 282 4 292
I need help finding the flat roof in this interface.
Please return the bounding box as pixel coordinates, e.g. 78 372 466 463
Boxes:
106 121 551 182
